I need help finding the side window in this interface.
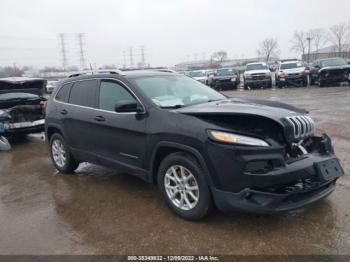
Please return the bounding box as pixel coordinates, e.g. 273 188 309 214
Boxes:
99 80 136 112
69 80 97 107
55 83 72 102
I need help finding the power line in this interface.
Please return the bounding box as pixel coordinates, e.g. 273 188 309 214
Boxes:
58 34 67 69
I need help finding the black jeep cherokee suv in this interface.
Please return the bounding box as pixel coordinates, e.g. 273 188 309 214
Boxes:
45 70 344 220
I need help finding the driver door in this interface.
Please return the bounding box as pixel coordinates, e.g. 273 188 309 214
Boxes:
91 79 147 171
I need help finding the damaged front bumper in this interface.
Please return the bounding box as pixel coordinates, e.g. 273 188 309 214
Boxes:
207 134 345 214
2 119 45 135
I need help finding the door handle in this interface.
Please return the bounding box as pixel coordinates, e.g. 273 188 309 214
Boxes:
94 115 106 122
60 109 68 115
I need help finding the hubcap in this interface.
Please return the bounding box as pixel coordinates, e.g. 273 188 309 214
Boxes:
52 139 66 168
164 165 199 211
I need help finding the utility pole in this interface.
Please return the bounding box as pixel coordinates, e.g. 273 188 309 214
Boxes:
58 33 67 70
77 33 86 70
140 46 145 68
128 47 134 68
123 51 126 69
306 37 312 63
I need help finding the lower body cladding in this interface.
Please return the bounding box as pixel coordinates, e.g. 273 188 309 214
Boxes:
204 135 344 214
245 78 272 89
277 75 308 88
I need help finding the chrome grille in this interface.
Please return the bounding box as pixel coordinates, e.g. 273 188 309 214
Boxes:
286 115 314 140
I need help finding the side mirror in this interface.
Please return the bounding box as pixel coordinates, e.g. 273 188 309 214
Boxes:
114 100 143 113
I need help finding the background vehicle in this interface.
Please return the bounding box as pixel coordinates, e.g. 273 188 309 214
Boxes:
46 70 343 220
0 77 46 136
243 62 272 89
46 80 59 94
309 58 350 87
276 60 309 88
188 70 208 84
208 68 240 90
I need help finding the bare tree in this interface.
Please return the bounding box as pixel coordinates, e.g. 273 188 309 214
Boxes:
211 51 228 65
329 23 350 54
290 31 308 57
257 38 279 62
309 28 328 54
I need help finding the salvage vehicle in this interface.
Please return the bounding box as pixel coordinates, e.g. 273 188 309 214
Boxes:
310 58 350 87
243 62 272 89
276 60 309 88
0 77 46 136
46 70 344 220
188 70 208 85
208 68 240 90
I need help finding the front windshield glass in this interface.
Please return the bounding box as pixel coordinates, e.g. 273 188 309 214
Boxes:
133 75 225 108
189 71 205 77
280 62 303 70
321 58 347 67
0 92 38 101
216 68 236 76
246 63 268 71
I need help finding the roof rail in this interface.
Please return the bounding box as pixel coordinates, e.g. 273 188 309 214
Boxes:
67 69 125 78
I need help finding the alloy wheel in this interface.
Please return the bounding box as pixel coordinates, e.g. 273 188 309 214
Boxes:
164 165 199 211
51 139 67 168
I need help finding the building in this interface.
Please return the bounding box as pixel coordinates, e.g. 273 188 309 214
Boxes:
302 44 350 62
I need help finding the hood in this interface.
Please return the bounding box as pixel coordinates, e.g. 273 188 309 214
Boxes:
175 97 307 126
0 78 46 96
244 69 270 75
319 64 350 73
193 76 207 81
214 75 236 80
282 67 305 74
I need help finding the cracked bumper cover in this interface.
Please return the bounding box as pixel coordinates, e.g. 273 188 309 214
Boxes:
207 134 344 214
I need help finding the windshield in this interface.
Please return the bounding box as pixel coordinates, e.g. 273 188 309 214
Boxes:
280 62 304 70
189 71 205 77
0 92 38 101
246 64 268 71
321 58 347 67
132 75 225 108
216 68 237 76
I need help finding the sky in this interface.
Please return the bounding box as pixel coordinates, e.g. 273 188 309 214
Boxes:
0 0 349 69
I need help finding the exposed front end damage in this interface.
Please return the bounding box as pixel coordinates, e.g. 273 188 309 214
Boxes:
176 98 344 213
1 104 45 135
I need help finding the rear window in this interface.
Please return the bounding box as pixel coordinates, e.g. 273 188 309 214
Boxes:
55 83 72 102
68 80 97 107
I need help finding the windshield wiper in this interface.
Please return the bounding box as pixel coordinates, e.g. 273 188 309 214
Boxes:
160 104 184 109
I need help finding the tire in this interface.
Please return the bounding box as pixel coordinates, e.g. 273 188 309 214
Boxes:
157 152 213 220
318 77 324 87
49 133 79 173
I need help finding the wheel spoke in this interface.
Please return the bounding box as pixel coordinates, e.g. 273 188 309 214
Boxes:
187 190 198 202
165 173 176 182
183 193 192 209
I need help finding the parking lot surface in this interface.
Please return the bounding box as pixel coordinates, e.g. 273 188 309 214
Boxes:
0 86 350 255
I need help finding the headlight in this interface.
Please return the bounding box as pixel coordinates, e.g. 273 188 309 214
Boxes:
208 130 269 147
231 77 237 81
278 71 286 77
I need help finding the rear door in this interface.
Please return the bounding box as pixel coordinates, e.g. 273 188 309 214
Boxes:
91 79 147 171
62 79 98 161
